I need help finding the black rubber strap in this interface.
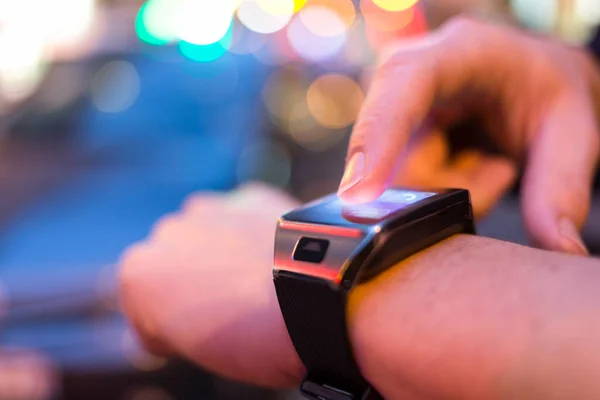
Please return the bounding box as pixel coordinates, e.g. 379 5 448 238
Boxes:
274 272 378 399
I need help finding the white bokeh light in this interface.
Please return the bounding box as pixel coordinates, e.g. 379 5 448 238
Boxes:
0 20 47 102
139 0 180 44
91 60 141 113
575 0 600 27
299 6 348 37
511 0 557 33
43 0 96 47
177 0 235 45
287 14 346 62
237 0 295 34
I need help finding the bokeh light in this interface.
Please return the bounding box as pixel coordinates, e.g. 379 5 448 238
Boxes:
575 0 600 26
287 102 348 151
364 4 427 49
237 0 295 34
287 14 347 61
252 37 294 65
176 0 235 45
372 0 419 12
299 6 349 37
136 0 179 45
344 17 377 67
179 25 233 62
257 0 295 15
300 0 356 36
510 0 557 33
0 21 47 103
306 74 364 129
91 60 141 113
287 101 316 137
294 0 308 12
0 0 97 105
228 23 268 55
361 0 415 32
43 0 96 47
262 68 309 126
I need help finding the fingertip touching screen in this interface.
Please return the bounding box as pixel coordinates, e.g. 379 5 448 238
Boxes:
282 189 436 229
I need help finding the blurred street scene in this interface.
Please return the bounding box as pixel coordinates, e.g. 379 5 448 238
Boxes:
0 0 599 399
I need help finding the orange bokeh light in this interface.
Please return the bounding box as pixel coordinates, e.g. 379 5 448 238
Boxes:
364 4 428 50
307 74 364 129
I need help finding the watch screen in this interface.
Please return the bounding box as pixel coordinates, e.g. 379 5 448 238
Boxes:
283 189 436 228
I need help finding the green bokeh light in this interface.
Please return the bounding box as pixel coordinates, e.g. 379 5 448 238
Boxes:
136 0 178 46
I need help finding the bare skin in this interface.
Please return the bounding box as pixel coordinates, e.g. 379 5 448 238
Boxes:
339 17 600 255
120 183 600 400
120 15 600 400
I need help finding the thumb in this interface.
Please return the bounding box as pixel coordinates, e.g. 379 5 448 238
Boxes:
521 94 599 255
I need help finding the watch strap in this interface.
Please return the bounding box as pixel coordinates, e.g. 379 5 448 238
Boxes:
274 271 379 399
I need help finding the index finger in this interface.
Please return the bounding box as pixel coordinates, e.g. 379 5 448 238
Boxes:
337 17 516 203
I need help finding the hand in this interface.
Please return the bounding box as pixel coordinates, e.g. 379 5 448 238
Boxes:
120 190 600 400
338 17 600 255
119 182 305 387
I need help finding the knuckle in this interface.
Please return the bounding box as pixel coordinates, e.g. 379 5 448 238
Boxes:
118 244 155 302
237 181 267 193
118 250 153 326
181 192 225 215
438 15 508 52
181 194 210 213
119 242 151 278
150 214 183 241
118 246 165 347
440 15 484 36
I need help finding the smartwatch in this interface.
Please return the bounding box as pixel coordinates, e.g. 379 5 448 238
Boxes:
273 188 475 400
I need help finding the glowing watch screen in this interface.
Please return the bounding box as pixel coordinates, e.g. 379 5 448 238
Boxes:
282 189 436 228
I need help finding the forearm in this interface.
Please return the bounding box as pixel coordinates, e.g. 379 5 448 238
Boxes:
348 235 600 400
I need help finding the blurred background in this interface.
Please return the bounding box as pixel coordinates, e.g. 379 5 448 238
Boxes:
0 0 599 399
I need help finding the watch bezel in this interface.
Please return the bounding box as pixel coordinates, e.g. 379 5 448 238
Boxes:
274 188 471 288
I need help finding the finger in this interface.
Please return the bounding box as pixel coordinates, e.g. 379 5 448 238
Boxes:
521 93 599 255
338 17 515 203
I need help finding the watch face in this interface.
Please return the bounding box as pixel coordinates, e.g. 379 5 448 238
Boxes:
282 189 437 229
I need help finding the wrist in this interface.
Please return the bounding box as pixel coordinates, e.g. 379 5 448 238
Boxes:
347 234 483 399
347 235 600 400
